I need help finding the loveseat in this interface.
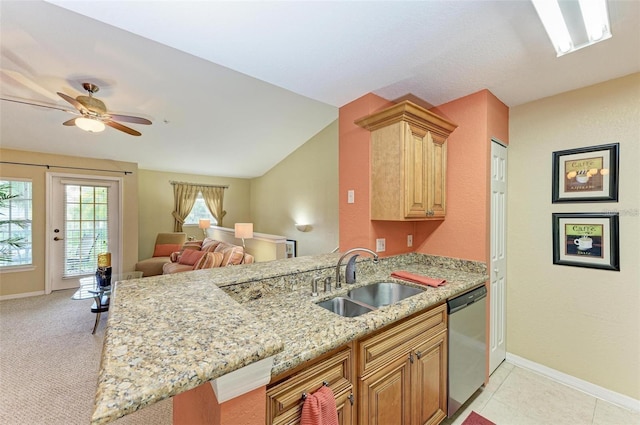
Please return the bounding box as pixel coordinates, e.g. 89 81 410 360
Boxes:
162 237 254 274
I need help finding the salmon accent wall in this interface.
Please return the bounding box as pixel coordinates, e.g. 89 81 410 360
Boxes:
339 90 508 263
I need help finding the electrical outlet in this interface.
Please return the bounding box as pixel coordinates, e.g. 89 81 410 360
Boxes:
407 234 413 247
347 190 355 204
376 238 386 252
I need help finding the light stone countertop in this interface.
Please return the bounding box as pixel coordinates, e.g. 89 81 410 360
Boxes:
91 253 487 424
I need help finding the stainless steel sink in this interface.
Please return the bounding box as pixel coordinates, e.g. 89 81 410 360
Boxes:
316 281 426 316
316 297 374 317
347 282 426 308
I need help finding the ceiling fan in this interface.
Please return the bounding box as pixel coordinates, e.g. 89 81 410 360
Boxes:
2 82 152 136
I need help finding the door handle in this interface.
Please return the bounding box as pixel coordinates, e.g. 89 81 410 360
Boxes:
54 236 64 241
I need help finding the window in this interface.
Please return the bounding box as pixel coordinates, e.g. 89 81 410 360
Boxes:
0 179 33 268
184 192 217 225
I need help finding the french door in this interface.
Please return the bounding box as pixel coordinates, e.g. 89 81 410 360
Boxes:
47 173 121 292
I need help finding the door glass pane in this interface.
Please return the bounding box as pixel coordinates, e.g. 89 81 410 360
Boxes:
63 184 109 277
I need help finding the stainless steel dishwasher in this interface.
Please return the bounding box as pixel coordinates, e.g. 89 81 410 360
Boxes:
447 285 487 417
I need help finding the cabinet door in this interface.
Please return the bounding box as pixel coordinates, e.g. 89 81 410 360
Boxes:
411 330 448 425
426 132 447 219
359 356 411 425
404 123 429 218
335 389 355 425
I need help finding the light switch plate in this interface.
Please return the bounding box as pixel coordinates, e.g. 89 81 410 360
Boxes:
407 234 413 247
347 190 355 204
376 238 386 252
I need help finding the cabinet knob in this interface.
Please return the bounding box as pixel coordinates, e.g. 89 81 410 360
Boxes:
409 352 414 363
416 350 422 359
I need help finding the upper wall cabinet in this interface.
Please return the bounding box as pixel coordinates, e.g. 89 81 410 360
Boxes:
355 101 457 221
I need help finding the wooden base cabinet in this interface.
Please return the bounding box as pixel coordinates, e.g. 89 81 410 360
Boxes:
266 347 355 425
265 305 448 425
358 305 448 425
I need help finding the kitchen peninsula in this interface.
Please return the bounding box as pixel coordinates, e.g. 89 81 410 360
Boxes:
91 252 487 425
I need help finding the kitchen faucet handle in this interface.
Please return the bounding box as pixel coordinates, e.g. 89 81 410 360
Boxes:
311 275 322 296
324 276 332 292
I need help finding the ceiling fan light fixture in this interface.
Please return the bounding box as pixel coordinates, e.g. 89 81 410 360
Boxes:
75 117 105 133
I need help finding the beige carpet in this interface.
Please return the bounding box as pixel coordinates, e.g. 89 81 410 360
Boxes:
0 289 172 425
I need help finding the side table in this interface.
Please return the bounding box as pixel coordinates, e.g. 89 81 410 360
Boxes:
72 271 143 334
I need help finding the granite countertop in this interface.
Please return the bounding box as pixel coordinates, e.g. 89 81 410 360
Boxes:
91 253 487 424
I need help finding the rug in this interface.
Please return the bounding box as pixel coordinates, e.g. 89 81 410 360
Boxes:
461 410 496 425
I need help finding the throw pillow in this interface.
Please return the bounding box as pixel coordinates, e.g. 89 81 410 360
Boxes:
178 249 206 266
220 245 245 266
193 252 224 270
153 243 182 257
202 238 222 253
182 240 203 251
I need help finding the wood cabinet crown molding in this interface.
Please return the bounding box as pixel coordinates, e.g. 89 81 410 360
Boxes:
354 100 457 139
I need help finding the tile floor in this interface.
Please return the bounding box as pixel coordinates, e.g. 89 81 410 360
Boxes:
442 361 640 425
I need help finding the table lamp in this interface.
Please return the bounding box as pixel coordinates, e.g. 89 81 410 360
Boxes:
199 219 210 239
234 223 253 249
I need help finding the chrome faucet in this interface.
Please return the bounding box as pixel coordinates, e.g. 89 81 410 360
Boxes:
335 247 379 288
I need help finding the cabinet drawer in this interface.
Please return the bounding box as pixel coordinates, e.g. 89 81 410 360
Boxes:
267 347 353 425
358 304 446 377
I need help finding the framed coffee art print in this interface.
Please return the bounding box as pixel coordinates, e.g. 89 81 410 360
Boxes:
552 143 619 203
552 213 620 271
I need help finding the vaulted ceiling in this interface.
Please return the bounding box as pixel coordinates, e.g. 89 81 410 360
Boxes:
1 1 638 178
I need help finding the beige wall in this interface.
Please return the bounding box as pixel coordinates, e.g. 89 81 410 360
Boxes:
137 170 252 260
508 73 640 399
0 149 138 298
250 120 339 257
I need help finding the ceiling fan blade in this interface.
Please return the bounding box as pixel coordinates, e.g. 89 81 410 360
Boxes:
1 96 76 113
105 120 141 136
62 118 77 126
108 114 152 125
57 92 87 113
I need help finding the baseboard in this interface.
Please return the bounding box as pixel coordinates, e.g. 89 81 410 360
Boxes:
0 290 45 301
506 352 640 413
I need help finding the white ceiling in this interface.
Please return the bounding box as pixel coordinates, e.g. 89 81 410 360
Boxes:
1 0 638 178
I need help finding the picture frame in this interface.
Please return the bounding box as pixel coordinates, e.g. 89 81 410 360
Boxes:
552 143 619 203
285 239 297 258
552 213 619 271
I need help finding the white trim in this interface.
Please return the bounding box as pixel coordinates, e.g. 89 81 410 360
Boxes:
210 356 273 403
506 352 640 412
208 225 287 243
0 290 45 301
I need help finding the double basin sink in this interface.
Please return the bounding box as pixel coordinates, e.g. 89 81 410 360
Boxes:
317 281 426 317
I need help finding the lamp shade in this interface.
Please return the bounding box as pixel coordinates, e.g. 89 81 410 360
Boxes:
234 223 253 239
75 117 105 133
198 219 211 229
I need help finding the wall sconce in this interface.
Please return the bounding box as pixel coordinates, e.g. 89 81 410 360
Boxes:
234 223 254 249
198 219 210 238
295 224 312 232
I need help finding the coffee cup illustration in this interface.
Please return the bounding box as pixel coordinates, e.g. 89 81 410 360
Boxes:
575 170 590 184
574 235 593 250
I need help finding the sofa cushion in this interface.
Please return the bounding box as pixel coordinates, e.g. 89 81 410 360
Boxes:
153 243 182 257
194 252 224 269
182 240 203 251
220 245 245 266
178 249 206 266
162 262 193 274
136 256 171 277
202 238 223 253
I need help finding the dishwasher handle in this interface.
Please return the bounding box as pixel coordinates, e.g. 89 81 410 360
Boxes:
447 285 487 314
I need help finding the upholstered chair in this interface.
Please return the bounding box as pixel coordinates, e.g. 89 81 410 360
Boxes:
134 233 187 277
